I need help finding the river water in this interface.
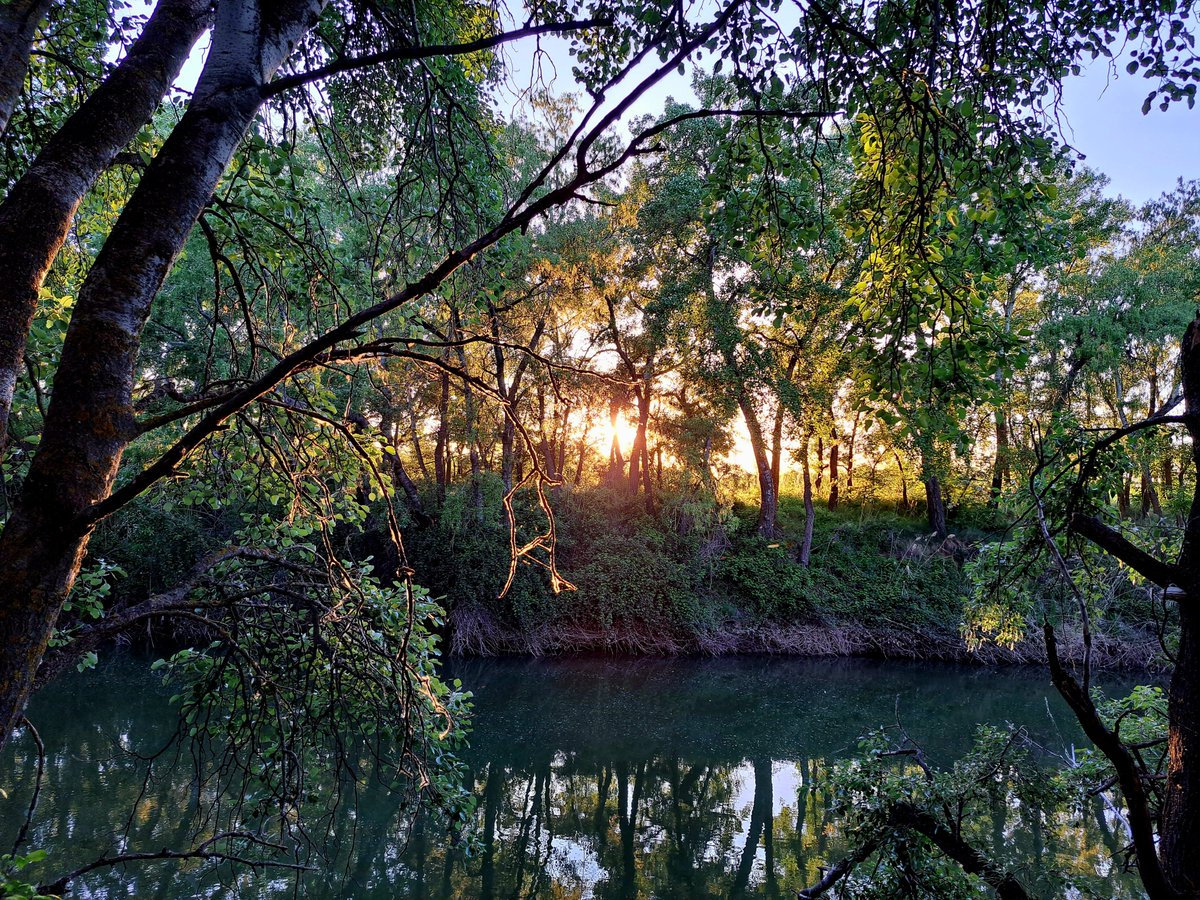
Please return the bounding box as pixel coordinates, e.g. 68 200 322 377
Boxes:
1 655 1143 898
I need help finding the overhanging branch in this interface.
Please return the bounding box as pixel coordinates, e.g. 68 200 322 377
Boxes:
262 19 610 98
1069 513 1180 590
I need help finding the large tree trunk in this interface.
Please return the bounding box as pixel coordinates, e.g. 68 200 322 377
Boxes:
1160 316 1200 895
0 0 212 455
0 0 55 137
739 392 777 538
0 0 322 748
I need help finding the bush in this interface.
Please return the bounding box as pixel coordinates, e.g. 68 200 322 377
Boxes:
717 537 810 620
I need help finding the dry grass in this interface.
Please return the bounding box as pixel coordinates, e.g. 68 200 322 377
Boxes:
446 605 1167 670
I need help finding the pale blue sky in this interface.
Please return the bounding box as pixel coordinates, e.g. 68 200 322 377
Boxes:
1059 58 1200 205
499 35 1200 208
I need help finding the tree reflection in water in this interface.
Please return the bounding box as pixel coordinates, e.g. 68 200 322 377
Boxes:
1 655 1146 897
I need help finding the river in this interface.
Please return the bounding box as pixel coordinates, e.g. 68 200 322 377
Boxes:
1 655 1143 898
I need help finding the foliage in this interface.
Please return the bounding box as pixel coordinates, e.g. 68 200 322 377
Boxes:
0 850 58 900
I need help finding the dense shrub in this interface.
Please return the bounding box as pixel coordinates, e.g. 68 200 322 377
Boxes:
717 537 810 620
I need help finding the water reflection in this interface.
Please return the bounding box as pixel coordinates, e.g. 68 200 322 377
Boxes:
1 656 1143 897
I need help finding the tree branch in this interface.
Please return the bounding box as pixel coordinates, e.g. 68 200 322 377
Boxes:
1044 624 1181 900
38 832 312 896
1070 513 1180 590
889 803 1031 900
261 19 610 98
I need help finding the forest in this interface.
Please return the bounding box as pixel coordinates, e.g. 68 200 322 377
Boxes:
0 0 1199 897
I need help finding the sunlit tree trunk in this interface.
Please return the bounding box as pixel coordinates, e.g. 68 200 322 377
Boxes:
739 392 777 538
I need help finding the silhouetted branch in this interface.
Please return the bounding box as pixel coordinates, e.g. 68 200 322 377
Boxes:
262 20 610 98
1070 513 1180 590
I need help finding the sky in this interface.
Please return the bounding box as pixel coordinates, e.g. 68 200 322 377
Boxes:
489 21 1200 208
1058 58 1200 205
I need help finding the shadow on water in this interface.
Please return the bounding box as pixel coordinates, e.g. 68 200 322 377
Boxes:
1 655 1144 898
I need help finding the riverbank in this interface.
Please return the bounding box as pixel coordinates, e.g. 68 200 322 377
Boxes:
446 603 1166 669
89 482 1172 672
416 487 1169 670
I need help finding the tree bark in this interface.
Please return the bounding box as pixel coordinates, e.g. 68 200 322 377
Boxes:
607 394 625 483
925 473 947 537
845 411 859 491
628 381 654 511
0 0 323 748
739 392 777 538
990 406 1009 503
434 366 450 502
889 803 1031 900
799 434 815 567
0 0 212 455
0 0 55 137
451 311 482 518
815 434 824 494
827 439 840 511
1160 314 1200 895
770 353 797 499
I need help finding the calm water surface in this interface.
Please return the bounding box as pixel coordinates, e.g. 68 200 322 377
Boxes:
1 655 1142 898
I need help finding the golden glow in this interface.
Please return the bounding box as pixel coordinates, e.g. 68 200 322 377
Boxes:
604 411 641 460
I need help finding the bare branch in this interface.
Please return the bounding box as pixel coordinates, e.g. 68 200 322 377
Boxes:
262 20 611 99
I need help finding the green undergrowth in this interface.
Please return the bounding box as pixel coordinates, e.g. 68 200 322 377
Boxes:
84 478 1162 661
403 483 993 644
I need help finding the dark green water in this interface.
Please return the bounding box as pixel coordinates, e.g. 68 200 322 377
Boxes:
1 655 1143 898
